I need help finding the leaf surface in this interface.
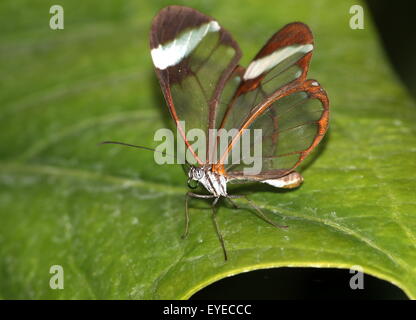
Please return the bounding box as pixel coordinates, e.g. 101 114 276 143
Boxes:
0 0 415 299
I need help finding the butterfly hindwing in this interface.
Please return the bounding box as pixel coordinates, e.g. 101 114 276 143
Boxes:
225 79 329 180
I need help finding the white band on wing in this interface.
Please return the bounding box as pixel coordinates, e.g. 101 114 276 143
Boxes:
243 44 313 80
151 21 220 70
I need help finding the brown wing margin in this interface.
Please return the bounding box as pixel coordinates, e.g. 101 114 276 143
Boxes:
150 6 242 165
219 79 329 179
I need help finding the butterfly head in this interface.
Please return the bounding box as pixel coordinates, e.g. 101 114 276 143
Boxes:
187 166 206 188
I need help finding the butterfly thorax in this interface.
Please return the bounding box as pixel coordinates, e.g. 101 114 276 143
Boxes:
188 166 228 197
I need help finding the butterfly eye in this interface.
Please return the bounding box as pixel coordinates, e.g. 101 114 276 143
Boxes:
188 179 198 189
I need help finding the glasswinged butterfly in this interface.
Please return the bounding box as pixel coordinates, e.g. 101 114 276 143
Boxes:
103 6 329 260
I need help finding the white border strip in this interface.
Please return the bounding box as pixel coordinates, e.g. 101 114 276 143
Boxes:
151 21 220 70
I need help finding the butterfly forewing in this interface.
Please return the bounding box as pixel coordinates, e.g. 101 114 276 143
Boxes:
150 6 241 164
211 23 328 179
217 22 314 135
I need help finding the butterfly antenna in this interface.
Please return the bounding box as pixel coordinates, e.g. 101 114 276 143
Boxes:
99 140 193 166
99 140 159 153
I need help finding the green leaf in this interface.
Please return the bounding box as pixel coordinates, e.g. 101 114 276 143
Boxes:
1 0 415 299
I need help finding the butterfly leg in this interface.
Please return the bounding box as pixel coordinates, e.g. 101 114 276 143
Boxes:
183 192 216 239
225 196 240 209
228 195 288 229
211 197 228 261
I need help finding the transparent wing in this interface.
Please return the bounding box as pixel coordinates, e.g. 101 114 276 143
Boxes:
217 22 314 134
150 6 241 165
225 80 329 179
209 22 329 178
